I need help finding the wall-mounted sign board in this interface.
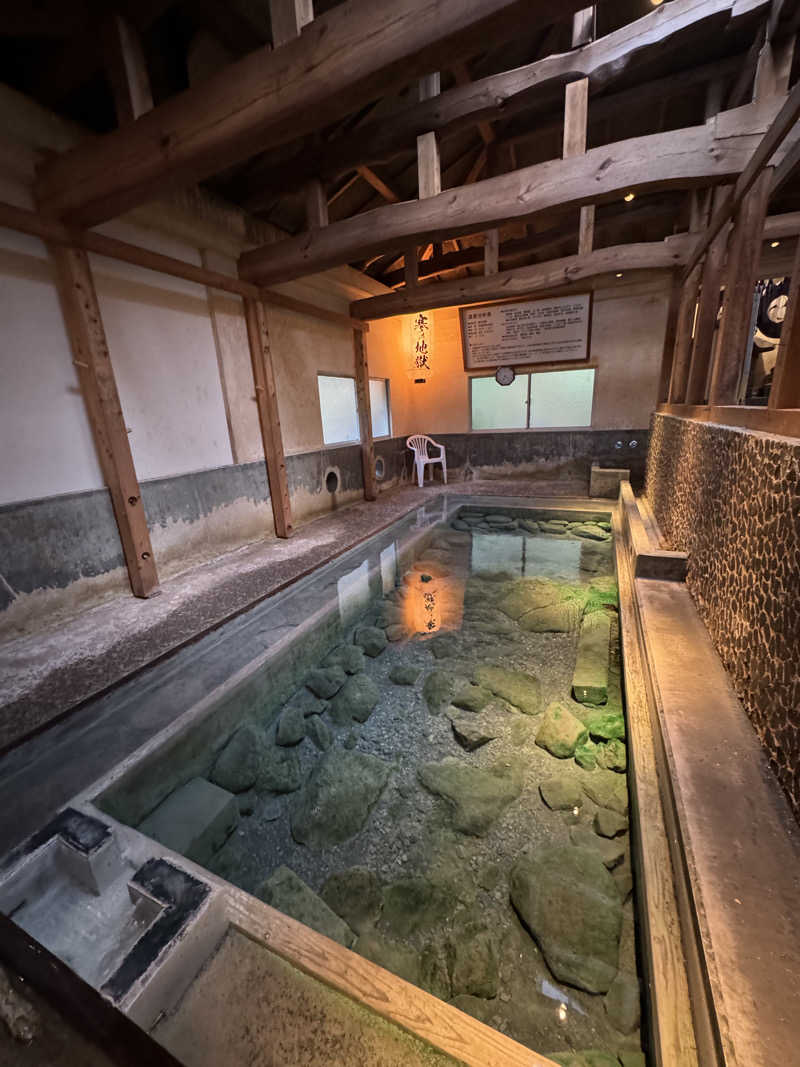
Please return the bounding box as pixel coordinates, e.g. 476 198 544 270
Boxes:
459 293 592 370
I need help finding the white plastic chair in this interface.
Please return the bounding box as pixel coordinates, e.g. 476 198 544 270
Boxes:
407 435 447 488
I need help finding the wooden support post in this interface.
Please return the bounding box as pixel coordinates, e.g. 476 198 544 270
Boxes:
417 73 442 200
484 229 499 275
564 23 595 255
243 298 293 538
51 246 159 598
353 328 377 501
269 0 313 47
404 246 418 288
685 225 728 403
708 169 773 405
668 263 702 403
304 178 329 229
101 12 153 126
768 236 800 408
657 270 684 403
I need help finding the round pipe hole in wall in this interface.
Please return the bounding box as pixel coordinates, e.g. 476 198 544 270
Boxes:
375 456 386 481
325 468 340 494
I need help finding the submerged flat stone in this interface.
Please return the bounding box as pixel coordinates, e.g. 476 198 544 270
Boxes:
519 598 584 633
569 827 625 869
473 664 541 715
571 523 611 541
354 933 420 986
285 689 328 718
582 769 629 816
497 580 560 620
379 877 451 938
256 865 355 948
139 777 238 866
604 971 641 1034
449 914 499 999
510 845 622 993
539 775 582 811
290 748 391 850
389 664 421 686
447 709 499 751
418 757 523 836
597 738 627 772
428 633 461 659
572 612 611 706
423 670 458 714
594 808 628 838
535 701 588 758
452 682 492 712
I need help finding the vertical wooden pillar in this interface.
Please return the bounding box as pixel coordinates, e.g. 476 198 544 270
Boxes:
243 297 293 537
353 327 377 501
657 270 683 403
567 8 595 255
417 73 442 200
668 263 702 403
769 236 800 408
685 225 728 404
304 179 328 229
101 13 153 126
484 229 499 275
708 169 773 405
51 245 159 598
269 0 313 46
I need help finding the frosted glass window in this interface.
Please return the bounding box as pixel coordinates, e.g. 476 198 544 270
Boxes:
471 374 528 429
530 369 595 428
370 378 391 438
318 375 359 444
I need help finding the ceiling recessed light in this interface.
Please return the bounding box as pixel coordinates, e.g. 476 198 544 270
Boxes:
771 240 780 248
624 192 635 202
616 272 623 278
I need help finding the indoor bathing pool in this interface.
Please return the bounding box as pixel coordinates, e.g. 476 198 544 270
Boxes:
89 502 640 1067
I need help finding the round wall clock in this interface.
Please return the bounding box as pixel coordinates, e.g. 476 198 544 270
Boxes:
495 365 515 386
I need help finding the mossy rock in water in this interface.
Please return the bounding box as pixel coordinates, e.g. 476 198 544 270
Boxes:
585 578 619 615
575 738 600 771
328 673 380 725
390 664 421 686
448 914 500 999
210 725 263 793
510 845 622 994
578 708 626 742
305 666 347 699
548 1052 621 1067
539 775 583 811
379 877 451 938
354 932 420 986
290 749 391 850
256 865 355 948
447 709 499 751
375 603 404 628
321 868 383 935
418 757 524 836
535 701 589 758
582 769 629 816
256 745 302 795
423 670 459 714
276 703 305 746
571 523 611 542
572 612 611 706
497 579 561 620
473 664 541 715
594 808 628 838
451 682 492 713
519 598 584 633
428 633 460 659
419 943 452 1000
569 827 625 870
284 689 328 719
604 971 641 1035
353 625 388 658
306 715 332 751
323 644 366 675
597 738 627 773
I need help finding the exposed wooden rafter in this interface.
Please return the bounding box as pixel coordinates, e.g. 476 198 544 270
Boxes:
239 109 772 286
35 0 591 226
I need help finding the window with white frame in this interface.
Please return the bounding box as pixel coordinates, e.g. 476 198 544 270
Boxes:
318 374 392 444
470 368 595 430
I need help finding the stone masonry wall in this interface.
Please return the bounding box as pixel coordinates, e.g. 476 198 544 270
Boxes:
646 413 800 820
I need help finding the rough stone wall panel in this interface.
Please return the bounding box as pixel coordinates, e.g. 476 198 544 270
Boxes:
646 413 800 820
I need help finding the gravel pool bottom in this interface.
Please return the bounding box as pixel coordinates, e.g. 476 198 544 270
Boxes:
170 509 643 1067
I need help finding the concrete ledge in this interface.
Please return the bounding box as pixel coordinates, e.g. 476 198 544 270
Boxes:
618 480 688 582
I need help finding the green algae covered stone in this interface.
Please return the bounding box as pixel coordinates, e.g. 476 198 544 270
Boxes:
535 700 589 758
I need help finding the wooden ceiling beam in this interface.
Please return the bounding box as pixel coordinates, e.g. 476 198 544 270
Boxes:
351 239 693 320
239 110 769 286
236 0 764 210
35 0 589 226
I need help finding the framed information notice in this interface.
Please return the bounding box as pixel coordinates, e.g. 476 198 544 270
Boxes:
459 293 591 370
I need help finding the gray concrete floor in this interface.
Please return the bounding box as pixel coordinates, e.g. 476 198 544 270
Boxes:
0 478 587 747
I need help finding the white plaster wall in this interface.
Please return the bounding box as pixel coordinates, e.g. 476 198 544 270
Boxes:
90 219 234 481
0 222 104 505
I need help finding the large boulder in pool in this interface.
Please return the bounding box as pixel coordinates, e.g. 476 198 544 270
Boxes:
353 626 388 657
210 725 263 793
418 757 523 836
256 865 356 948
323 644 366 675
290 748 392 850
510 845 622 993
328 673 380 725
497 579 560 620
519 598 584 633
535 701 589 758
473 664 541 715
